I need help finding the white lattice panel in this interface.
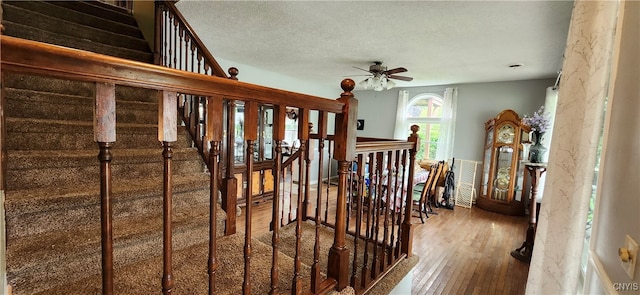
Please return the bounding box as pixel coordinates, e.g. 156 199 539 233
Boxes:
455 184 475 208
454 160 480 208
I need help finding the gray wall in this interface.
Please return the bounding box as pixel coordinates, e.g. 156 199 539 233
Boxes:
592 0 639 288
354 78 555 162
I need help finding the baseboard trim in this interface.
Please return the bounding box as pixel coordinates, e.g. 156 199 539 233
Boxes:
589 250 618 295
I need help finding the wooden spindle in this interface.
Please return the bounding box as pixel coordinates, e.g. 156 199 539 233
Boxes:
94 82 115 295
381 151 393 270
351 154 365 288
361 152 374 289
172 18 178 69
243 101 258 295
371 152 383 278
159 90 177 294
390 150 401 261
207 97 223 294
292 139 306 294
395 149 408 258
311 111 327 293
269 105 286 295
153 2 162 65
325 141 332 222
177 27 183 70
297 109 309 220
228 67 239 81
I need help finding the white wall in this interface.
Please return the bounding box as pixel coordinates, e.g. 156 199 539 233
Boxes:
590 0 639 290
354 78 554 161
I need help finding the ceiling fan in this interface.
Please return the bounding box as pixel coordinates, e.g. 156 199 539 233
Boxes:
353 61 413 91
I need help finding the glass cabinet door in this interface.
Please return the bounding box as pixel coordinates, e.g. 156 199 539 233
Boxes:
233 103 274 164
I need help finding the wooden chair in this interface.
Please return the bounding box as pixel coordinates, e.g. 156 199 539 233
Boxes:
412 163 439 223
425 161 446 213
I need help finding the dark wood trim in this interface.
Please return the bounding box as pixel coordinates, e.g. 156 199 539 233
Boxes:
1 36 344 114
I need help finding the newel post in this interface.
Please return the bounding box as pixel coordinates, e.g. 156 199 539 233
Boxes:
159 90 178 294
328 79 357 291
401 125 420 256
94 82 116 295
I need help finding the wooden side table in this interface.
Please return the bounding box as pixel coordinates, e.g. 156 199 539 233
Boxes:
511 163 547 263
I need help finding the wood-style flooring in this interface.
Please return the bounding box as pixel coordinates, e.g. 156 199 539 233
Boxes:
238 187 530 295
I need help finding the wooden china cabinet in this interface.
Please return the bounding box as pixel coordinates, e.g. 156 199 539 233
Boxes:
231 103 275 206
477 109 530 215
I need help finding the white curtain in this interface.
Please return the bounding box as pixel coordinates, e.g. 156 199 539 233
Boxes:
393 90 409 139
535 86 558 202
436 87 457 161
526 1 620 294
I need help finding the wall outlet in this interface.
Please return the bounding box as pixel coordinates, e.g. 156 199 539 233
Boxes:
620 235 638 279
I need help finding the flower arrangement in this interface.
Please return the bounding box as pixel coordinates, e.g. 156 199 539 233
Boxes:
522 106 551 133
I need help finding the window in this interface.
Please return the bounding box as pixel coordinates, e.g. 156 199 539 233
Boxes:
394 88 457 162
406 95 443 160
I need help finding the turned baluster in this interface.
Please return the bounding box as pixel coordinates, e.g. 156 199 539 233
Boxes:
395 149 408 257
94 82 116 295
292 109 308 293
159 90 178 294
206 97 223 294
269 105 286 295
310 111 327 293
172 18 178 69
350 154 365 288
243 101 258 295
370 152 383 278
361 151 374 289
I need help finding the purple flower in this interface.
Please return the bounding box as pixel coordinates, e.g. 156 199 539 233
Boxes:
522 106 551 133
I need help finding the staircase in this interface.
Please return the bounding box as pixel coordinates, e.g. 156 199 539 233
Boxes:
2 1 226 293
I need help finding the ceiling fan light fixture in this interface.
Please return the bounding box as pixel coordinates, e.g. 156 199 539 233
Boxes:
361 74 394 91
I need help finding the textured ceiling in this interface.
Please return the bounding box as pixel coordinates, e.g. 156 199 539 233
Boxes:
175 0 573 89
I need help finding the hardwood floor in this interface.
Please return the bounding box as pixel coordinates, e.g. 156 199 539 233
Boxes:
237 186 530 295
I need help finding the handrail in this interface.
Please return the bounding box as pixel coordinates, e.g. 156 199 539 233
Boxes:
1 36 344 113
155 1 227 77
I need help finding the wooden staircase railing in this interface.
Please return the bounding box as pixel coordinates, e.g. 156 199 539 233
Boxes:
1 36 353 294
154 0 227 77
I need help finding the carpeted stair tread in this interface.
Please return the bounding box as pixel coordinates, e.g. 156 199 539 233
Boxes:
7 200 226 289
3 1 144 39
5 172 211 218
47 0 138 27
6 149 205 190
4 87 157 123
2 20 153 63
38 233 313 295
6 148 200 171
2 3 149 52
3 73 94 97
5 118 193 150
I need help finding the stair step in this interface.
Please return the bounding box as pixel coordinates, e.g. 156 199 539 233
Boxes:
6 118 193 150
2 3 149 52
6 148 205 190
35 234 313 295
48 0 138 27
2 20 153 63
5 88 158 123
7 201 226 295
3 1 144 39
5 173 212 239
3 73 94 97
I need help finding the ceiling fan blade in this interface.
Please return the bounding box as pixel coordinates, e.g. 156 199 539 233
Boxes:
353 66 372 73
384 67 408 75
387 75 413 82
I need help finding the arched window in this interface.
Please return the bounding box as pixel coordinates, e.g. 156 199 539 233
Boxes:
394 88 457 162
406 94 443 160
